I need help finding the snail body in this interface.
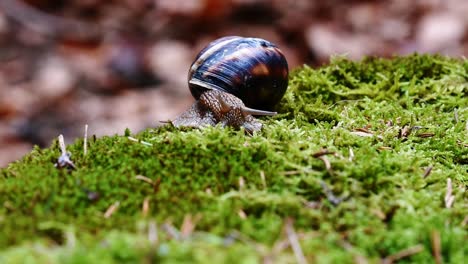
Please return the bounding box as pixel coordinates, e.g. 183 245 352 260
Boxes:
173 36 289 133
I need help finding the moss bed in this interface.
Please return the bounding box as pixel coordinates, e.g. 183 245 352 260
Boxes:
1 54 467 263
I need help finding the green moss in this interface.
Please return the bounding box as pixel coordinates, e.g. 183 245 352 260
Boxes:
1 54 467 263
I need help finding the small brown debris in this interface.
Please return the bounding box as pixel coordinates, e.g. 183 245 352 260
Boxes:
382 244 424 264
153 177 162 193
104 201 120 218
417 132 435 138
317 156 333 174
377 146 393 151
351 130 383 139
303 200 320 209
444 178 455 208
238 209 247 219
422 165 433 178
83 124 88 156
239 176 245 190
285 218 307 264
54 134 76 170
180 214 201 239
260 170 267 189
142 197 150 217
135 175 154 185
371 208 386 220
399 125 412 138
456 140 468 147
348 148 354 162
312 149 336 158
431 230 442 264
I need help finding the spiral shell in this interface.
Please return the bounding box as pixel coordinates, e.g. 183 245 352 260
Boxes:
188 36 288 110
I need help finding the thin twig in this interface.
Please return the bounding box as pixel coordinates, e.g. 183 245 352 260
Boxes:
238 209 247 219
318 156 333 174
58 134 67 154
239 176 245 190
55 134 76 169
285 218 307 264
104 201 120 218
382 244 424 264
422 165 433 179
84 124 88 156
260 171 267 189
136 175 154 185
312 149 336 158
444 178 455 208
349 148 354 162
431 230 442 264
142 197 150 217
180 214 201 239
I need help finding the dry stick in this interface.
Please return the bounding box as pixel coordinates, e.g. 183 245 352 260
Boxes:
422 165 433 179
55 134 76 169
180 214 200 238
58 134 67 154
382 244 424 264
311 149 336 158
318 156 332 173
238 209 247 219
84 124 88 156
349 147 355 162
136 175 154 185
454 108 459 123
142 197 150 217
444 178 455 208
431 230 443 264
239 176 245 190
285 218 307 264
104 201 120 218
260 170 267 189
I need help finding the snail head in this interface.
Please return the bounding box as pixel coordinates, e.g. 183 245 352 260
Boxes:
200 90 276 133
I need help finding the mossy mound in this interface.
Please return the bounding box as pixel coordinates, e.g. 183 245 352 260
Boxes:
1 54 467 263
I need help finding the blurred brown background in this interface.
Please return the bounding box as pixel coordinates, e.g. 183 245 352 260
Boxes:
0 0 467 167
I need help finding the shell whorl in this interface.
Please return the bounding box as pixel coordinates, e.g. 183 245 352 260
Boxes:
188 36 289 110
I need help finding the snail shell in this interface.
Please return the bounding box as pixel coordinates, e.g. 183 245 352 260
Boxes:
173 36 289 133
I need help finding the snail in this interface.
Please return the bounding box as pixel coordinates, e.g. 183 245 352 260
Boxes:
172 36 289 133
